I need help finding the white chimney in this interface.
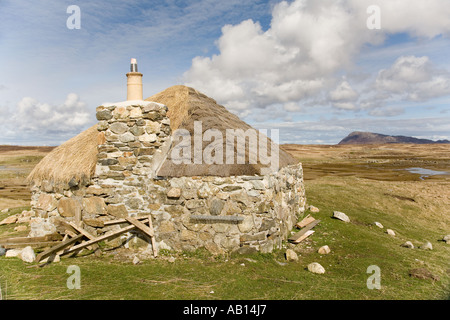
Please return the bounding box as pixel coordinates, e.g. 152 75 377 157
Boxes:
126 58 143 100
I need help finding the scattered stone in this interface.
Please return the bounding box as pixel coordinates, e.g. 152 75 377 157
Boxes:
420 241 433 250
374 222 384 229
318 245 331 255
275 260 287 266
168 256 176 263
285 249 298 262
0 214 18 225
409 268 439 281
307 262 325 274
442 235 450 244
0 246 6 256
401 241 414 249
132 256 141 265
386 229 396 236
1 208 9 214
5 249 21 258
29 217 57 237
14 225 27 232
332 211 350 223
308 205 320 213
20 246 36 263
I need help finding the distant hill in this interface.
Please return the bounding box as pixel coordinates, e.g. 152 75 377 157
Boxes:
338 131 450 145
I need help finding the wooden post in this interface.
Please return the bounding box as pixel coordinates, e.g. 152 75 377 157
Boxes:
61 219 148 257
148 215 157 258
125 216 158 257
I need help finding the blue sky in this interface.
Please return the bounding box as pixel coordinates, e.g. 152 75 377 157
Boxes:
1 0 449 145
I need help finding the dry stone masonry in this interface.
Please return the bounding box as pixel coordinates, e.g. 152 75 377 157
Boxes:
29 101 306 255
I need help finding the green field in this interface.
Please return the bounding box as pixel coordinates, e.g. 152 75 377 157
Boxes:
0 144 449 300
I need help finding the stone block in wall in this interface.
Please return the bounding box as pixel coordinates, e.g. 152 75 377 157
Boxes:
209 198 224 216
36 193 57 212
82 197 107 216
57 197 81 218
107 204 128 218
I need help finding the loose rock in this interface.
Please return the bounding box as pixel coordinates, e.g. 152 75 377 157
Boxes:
20 246 36 263
374 222 384 229
132 256 141 265
442 235 450 244
332 211 350 223
318 245 331 255
5 249 21 258
0 246 6 256
307 262 325 274
308 205 320 213
0 214 18 225
420 241 433 250
386 229 396 236
285 249 298 262
14 225 27 232
401 241 414 249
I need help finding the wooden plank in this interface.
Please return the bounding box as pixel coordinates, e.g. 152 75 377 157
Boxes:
125 217 154 237
0 233 62 245
103 216 147 226
148 215 157 257
288 219 321 242
296 214 316 229
36 234 84 263
1 241 61 249
69 222 102 255
291 230 315 244
61 219 148 257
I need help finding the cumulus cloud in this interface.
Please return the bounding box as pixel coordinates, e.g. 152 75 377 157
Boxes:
10 93 92 136
183 0 450 120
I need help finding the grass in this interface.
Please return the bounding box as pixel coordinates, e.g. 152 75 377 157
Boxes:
0 145 449 300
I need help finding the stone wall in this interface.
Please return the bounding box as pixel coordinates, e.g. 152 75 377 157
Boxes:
29 101 306 254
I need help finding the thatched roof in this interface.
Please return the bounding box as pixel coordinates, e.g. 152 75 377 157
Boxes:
147 85 298 177
27 125 98 186
28 85 297 185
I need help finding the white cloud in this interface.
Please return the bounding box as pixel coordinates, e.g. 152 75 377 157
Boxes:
375 55 450 102
11 93 92 135
183 0 450 120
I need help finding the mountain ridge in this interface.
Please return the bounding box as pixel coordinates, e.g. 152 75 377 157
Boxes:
338 131 450 145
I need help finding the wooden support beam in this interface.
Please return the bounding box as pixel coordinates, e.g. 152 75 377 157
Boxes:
60 218 148 257
103 216 147 226
1 241 61 249
148 215 157 257
288 219 321 243
125 216 158 257
125 217 154 237
0 233 62 245
36 233 84 263
69 222 102 256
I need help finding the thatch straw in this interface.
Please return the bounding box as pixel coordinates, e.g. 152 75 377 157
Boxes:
147 85 298 177
27 125 98 186
29 85 298 184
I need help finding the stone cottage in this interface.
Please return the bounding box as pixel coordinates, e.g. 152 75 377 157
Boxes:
27 60 306 255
